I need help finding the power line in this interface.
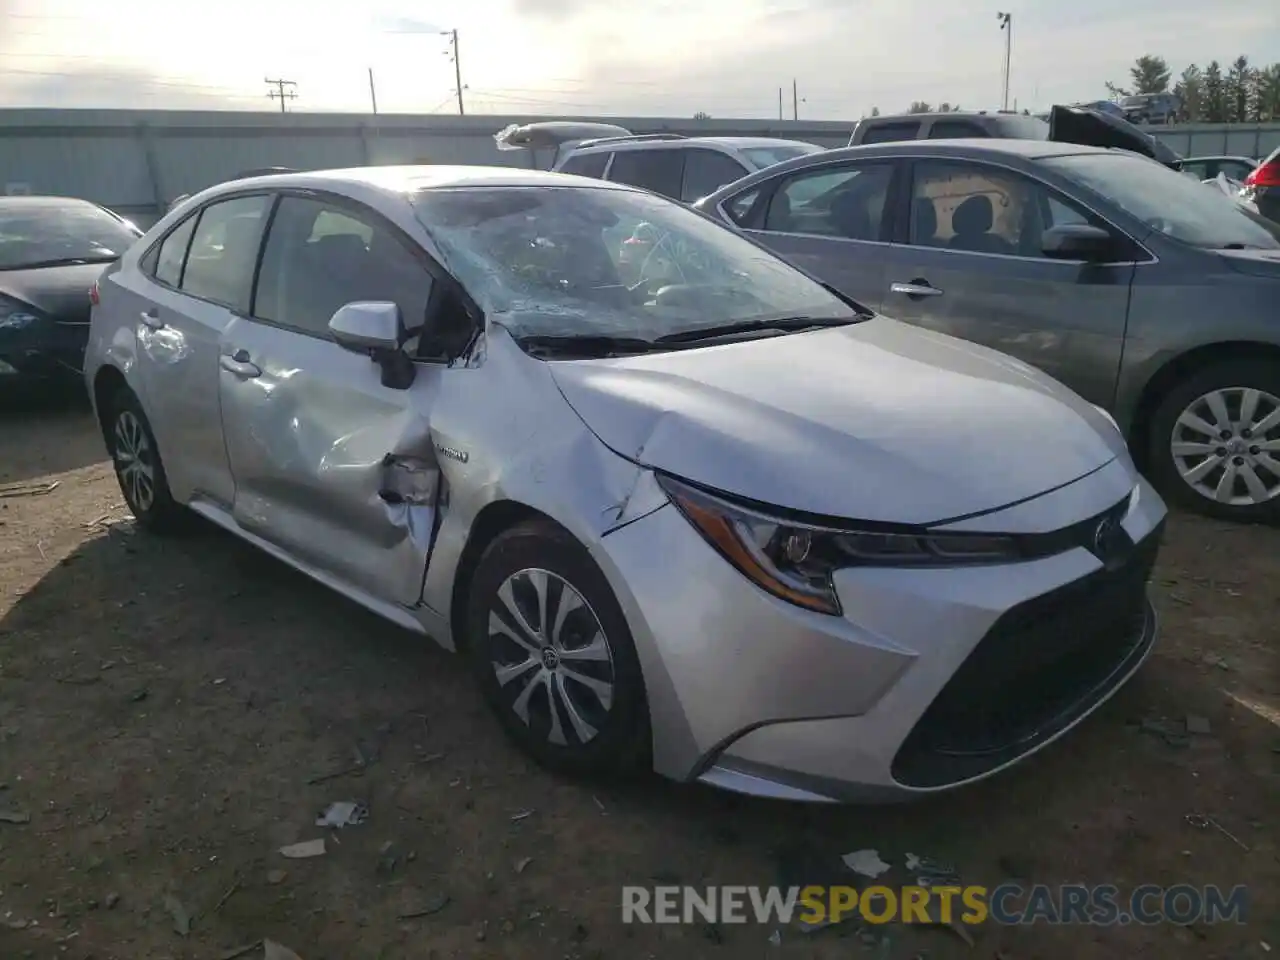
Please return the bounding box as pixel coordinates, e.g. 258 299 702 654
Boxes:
264 76 298 113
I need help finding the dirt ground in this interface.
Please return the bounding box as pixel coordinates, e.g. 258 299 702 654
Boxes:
0 384 1277 960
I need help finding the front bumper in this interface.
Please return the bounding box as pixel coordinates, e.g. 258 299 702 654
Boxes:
594 458 1166 802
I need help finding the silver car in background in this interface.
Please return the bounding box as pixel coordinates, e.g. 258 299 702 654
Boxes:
84 166 1166 802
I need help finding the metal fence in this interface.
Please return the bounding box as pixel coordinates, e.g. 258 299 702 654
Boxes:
1 108 1277 227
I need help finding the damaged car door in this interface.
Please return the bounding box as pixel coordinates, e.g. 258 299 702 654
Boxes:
217 192 447 607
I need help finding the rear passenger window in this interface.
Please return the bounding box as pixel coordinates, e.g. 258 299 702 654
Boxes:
927 120 990 139
152 214 197 288
607 150 685 200
560 152 609 179
681 149 749 203
180 195 271 311
859 122 922 144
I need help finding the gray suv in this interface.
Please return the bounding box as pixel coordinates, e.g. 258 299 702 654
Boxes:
697 138 1280 524
494 122 823 204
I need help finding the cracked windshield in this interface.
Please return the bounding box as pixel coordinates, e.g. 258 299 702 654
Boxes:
412 185 853 340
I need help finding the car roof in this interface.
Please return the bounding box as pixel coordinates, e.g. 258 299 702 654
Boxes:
575 136 813 154
208 164 633 195
814 138 1110 162
0 195 107 212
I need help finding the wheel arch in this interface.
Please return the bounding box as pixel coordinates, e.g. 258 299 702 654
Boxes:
92 364 131 446
1126 340 1280 470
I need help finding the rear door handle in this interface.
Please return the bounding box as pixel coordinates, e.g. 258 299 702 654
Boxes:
219 349 261 378
889 280 944 299
139 308 165 329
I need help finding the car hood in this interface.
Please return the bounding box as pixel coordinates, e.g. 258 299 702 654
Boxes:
549 318 1124 525
1217 247 1280 279
1049 105 1182 168
0 261 112 323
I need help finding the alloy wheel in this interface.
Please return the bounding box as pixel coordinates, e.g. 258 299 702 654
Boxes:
1170 386 1280 506
113 409 157 514
486 568 616 748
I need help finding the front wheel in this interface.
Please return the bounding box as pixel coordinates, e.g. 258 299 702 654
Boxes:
464 521 651 778
1147 360 1280 523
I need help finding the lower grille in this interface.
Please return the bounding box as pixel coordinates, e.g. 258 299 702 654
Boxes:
892 519 1164 789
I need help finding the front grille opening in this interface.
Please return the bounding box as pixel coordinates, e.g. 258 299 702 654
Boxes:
892 523 1163 789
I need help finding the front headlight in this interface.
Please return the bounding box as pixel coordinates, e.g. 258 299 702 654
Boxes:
657 475 1021 616
0 295 40 330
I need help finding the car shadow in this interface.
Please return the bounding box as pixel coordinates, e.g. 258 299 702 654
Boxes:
0 377 104 485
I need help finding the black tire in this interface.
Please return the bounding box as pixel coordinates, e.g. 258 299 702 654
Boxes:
103 387 188 534
464 520 651 778
1146 359 1280 523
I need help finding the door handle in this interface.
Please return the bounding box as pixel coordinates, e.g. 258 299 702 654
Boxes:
139 308 165 329
890 280 944 299
219 350 261 378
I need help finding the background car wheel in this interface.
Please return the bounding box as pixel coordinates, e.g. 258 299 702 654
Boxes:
1147 359 1280 523
465 520 651 778
104 388 187 533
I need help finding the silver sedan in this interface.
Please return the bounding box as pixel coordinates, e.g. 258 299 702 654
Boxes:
84 165 1166 802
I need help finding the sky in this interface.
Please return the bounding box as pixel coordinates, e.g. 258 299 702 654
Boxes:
1 0 1278 120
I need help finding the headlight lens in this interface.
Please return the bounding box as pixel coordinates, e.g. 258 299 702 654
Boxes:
657 475 1021 617
0 295 39 330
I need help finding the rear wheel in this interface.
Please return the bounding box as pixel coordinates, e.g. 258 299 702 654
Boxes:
1147 359 1280 523
104 388 188 533
464 521 651 778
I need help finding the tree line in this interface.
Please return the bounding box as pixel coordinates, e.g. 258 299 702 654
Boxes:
1108 54 1280 123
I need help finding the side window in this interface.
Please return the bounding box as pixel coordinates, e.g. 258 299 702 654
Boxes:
927 120 990 139
560 152 609 179
606 149 685 200
253 195 434 338
859 121 922 144
152 214 197 287
680 149 749 203
909 160 1109 258
763 163 894 241
723 187 761 225
180 195 271 311
1178 161 1208 181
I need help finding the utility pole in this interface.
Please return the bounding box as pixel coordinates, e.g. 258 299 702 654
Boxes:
265 77 298 114
441 28 464 115
792 78 798 121
997 12 1012 111
368 68 379 114
778 87 783 120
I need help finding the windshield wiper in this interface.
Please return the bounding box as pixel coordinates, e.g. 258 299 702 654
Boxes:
515 334 662 358
654 315 859 345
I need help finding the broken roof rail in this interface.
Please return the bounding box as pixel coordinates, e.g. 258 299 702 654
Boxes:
493 121 634 152
574 133 689 149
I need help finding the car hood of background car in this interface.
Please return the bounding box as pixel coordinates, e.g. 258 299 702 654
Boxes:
549 319 1126 526
0 262 112 324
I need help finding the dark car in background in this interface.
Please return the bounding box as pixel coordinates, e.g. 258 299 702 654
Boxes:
1119 93 1180 125
0 196 141 382
696 138 1280 524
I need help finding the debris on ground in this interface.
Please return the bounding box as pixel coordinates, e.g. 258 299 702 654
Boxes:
1138 716 1191 748
1185 813 1250 851
315 800 368 828
515 856 534 874
163 893 191 936
105 892 120 909
842 849 891 879
267 869 288 885
218 943 261 960
0 809 30 824
279 839 326 859
1185 714 1212 735
905 853 960 885
397 892 451 920
768 929 782 946
263 940 305 960
213 875 241 912
0 479 60 499
510 809 535 822
1201 652 1231 670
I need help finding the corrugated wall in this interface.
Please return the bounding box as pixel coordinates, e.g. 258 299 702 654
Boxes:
1 108 1277 227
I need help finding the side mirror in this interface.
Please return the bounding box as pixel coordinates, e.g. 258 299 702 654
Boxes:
1041 223 1116 262
328 301 415 389
328 301 404 354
